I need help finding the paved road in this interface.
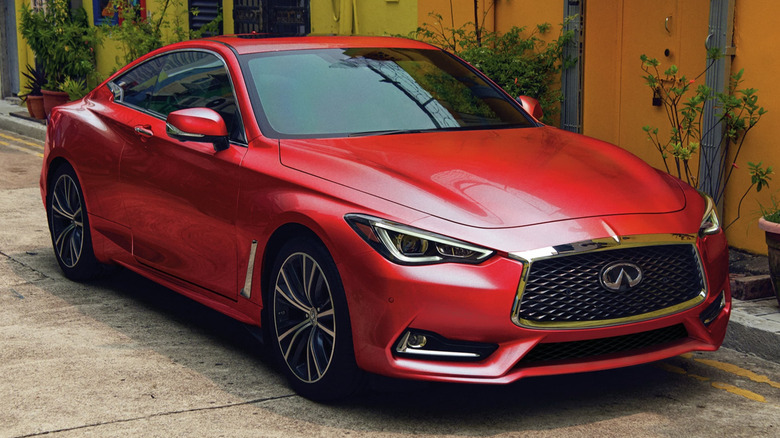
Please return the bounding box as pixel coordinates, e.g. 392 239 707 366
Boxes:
1 130 779 437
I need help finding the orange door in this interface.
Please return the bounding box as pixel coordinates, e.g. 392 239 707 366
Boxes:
583 0 710 172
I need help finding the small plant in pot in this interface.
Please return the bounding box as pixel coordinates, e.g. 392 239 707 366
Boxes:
20 0 102 115
758 193 780 307
19 64 46 119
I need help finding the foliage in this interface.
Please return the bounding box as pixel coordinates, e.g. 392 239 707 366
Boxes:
640 51 771 229
19 64 47 100
759 195 780 224
20 0 102 91
59 76 90 101
100 0 223 69
411 7 576 124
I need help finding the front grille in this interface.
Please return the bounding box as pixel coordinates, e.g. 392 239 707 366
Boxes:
515 244 704 326
519 324 689 364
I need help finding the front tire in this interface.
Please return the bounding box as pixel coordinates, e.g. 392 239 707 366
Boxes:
47 163 104 281
268 237 364 401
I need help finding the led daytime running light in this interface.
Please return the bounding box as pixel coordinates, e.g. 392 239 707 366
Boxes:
345 214 494 265
699 193 721 236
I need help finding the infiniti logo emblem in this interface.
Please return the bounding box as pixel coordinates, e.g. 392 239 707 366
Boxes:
600 262 643 292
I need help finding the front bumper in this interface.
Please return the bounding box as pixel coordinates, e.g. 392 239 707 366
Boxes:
337 229 730 384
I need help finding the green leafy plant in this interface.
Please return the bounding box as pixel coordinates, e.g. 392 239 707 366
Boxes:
59 76 90 101
20 0 102 91
100 0 223 69
759 195 780 224
411 4 575 124
19 64 47 101
640 50 771 229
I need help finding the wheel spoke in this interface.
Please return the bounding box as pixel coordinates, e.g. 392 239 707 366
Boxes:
55 224 75 261
304 256 317 305
308 329 323 380
278 318 312 345
52 191 74 221
276 280 311 314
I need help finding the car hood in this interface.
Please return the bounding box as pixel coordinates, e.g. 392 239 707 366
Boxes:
279 127 687 228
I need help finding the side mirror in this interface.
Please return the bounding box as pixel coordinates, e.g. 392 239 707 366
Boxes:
166 107 230 152
516 95 543 120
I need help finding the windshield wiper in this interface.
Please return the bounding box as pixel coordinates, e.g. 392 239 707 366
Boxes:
348 129 431 137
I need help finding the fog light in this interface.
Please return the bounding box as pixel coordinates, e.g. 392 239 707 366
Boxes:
394 329 497 362
407 333 427 348
700 290 727 326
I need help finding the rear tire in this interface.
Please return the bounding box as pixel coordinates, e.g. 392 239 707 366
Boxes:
47 163 105 281
267 237 364 401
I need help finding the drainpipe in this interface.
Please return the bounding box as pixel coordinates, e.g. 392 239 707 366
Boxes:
700 0 736 212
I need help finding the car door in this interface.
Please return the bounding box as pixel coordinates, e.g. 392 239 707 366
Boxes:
115 50 248 299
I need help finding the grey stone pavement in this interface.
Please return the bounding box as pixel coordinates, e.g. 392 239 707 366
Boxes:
1 97 778 362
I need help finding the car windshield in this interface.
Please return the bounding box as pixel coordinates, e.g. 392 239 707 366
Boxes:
240 47 534 138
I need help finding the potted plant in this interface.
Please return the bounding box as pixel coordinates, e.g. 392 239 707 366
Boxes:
758 197 780 306
19 64 46 119
20 0 101 115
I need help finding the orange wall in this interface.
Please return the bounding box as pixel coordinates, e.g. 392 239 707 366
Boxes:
583 0 777 254
416 1 562 43
582 0 622 145
724 0 780 253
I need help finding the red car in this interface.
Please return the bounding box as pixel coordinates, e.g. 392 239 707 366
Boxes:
41 35 730 401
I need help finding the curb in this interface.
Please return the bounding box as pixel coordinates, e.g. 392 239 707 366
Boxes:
723 307 780 362
0 112 47 143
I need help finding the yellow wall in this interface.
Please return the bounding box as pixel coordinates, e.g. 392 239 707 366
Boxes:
223 0 233 34
311 0 418 36
15 0 34 91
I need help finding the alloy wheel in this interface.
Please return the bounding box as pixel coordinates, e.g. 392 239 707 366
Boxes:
50 174 85 269
273 252 336 383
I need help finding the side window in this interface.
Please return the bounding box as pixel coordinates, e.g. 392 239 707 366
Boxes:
150 51 245 143
111 57 166 109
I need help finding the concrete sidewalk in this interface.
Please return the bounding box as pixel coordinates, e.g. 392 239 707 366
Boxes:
0 98 46 142
1 97 778 361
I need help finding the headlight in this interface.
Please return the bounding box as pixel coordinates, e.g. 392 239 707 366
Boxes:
345 214 494 265
699 193 721 236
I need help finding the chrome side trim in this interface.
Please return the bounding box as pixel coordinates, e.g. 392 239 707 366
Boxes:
240 240 258 299
509 233 707 329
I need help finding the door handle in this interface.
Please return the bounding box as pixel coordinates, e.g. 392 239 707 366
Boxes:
134 125 153 137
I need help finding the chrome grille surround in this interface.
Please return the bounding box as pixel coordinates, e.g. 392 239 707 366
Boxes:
509 234 707 329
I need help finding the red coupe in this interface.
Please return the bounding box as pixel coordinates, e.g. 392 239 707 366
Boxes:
41 35 730 401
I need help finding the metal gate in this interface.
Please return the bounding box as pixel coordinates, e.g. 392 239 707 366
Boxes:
233 0 309 35
189 0 223 36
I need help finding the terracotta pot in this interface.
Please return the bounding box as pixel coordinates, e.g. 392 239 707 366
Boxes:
758 217 780 306
26 95 46 119
42 90 70 116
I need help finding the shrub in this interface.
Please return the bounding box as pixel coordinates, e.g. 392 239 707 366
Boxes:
412 9 575 124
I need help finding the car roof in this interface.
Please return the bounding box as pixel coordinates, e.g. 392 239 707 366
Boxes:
202 34 438 55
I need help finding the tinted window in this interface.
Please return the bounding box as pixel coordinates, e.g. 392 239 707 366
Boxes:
241 48 533 138
113 57 166 109
112 51 244 143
